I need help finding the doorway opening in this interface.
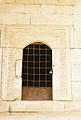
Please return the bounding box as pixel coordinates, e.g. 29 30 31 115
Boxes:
22 42 52 100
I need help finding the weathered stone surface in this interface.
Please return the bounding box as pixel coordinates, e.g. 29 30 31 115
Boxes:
0 13 3 24
53 49 71 100
59 0 75 5
55 6 74 14
0 0 81 113
0 101 9 112
2 48 22 100
72 82 81 100
5 0 15 4
64 102 80 112
0 48 2 99
16 13 30 24
16 60 22 77
71 49 81 81
24 5 40 14
2 25 71 49
3 13 16 24
10 101 64 112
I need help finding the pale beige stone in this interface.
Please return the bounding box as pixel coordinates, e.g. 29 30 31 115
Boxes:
74 0 81 5
0 13 3 24
53 49 71 100
2 48 22 100
71 49 81 81
10 101 64 112
0 4 14 13
5 0 15 4
24 5 40 14
74 6 81 15
41 0 58 5
16 59 22 77
3 25 71 49
0 48 2 63
33 0 41 4
0 48 2 99
12 4 25 13
41 5 55 14
73 15 81 48
16 13 30 24
59 0 75 5
14 77 22 100
55 6 74 14
31 13 46 24
62 14 73 25
42 14 62 25
64 102 80 112
0 0 5 4
31 13 62 24
0 4 25 13
16 0 34 4
0 101 9 112
72 82 81 100
3 13 16 24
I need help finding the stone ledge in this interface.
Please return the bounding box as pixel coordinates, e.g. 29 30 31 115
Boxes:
0 101 81 113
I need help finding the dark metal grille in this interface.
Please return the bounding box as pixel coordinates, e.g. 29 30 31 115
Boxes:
22 42 52 87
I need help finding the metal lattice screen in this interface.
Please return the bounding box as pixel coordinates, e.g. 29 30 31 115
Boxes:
22 42 52 87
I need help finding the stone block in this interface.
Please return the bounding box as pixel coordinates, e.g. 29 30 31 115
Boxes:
10 101 64 112
31 13 46 24
53 49 71 100
62 14 73 25
0 101 9 112
59 0 75 5
0 13 3 24
31 13 62 24
16 60 22 77
55 6 74 14
73 15 81 48
0 4 14 13
3 13 16 24
24 5 40 14
1 4 25 13
71 49 81 81
64 102 80 112
41 0 58 5
74 0 81 5
12 4 25 13
0 0 5 4
33 0 41 4
72 82 81 100
41 5 55 14
14 78 22 100
74 6 81 15
2 48 22 100
16 13 30 24
16 0 34 4
5 0 15 3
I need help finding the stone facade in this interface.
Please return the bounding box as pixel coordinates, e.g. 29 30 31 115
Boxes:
0 0 81 112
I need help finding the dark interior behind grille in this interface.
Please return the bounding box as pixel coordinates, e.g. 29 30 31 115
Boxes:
22 42 52 87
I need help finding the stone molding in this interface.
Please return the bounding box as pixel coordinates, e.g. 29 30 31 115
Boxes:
1 25 73 101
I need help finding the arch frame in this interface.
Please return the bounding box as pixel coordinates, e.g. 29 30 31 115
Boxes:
1 25 72 101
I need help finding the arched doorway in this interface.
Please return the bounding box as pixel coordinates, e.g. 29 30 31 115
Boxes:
22 42 52 100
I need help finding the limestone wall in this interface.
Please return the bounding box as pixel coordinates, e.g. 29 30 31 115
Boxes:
0 0 81 112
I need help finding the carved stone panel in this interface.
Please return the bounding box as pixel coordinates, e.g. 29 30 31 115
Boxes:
53 49 71 100
2 25 71 49
2 48 22 100
1 25 72 101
